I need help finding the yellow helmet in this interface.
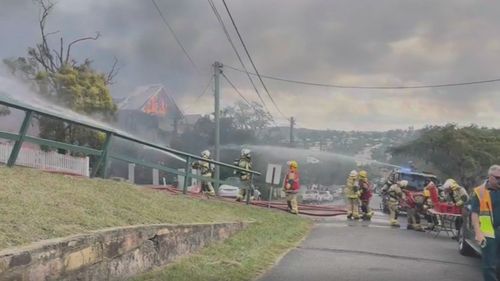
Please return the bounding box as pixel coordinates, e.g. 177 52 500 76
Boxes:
443 179 458 190
288 160 298 169
359 170 368 178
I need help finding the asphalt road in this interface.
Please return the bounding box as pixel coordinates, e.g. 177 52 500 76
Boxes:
259 195 482 281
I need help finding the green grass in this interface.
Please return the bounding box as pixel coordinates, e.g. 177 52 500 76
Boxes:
0 166 311 280
133 216 310 281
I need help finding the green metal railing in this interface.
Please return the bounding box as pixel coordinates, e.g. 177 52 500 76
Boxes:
0 94 260 201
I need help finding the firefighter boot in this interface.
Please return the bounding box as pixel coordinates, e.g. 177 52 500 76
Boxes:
390 219 400 227
414 224 425 232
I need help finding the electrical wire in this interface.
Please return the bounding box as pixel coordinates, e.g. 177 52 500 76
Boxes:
151 0 200 75
222 72 279 127
225 65 500 90
221 72 257 110
207 0 270 114
220 0 288 119
182 76 213 112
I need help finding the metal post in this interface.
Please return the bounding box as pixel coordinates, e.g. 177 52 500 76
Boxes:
214 61 223 190
92 132 112 178
290 117 295 147
152 169 159 186
7 110 33 167
246 176 253 205
268 167 276 208
128 163 135 183
183 156 191 194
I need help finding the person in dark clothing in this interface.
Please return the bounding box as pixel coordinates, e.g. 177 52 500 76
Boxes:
471 165 500 281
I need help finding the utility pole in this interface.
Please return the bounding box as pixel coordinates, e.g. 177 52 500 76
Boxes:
290 117 295 147
213 61 223 190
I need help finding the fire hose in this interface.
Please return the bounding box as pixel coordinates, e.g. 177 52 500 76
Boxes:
149 186 347 217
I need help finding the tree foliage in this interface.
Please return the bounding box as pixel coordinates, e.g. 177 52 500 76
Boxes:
390 124 500 188
3 0 117 151
222 101 273 137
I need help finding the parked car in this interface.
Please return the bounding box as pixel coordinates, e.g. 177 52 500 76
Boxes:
459 203 481 257
218 177 241 198
218 177 261 199
318 191 334 202
302 190 319 203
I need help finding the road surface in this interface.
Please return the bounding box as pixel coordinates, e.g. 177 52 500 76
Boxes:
259 195 482 281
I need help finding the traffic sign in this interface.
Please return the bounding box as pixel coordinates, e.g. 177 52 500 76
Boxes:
266 164 282 185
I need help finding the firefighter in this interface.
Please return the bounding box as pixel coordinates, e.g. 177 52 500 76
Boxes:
345 170 360 220
384 180 408 227
423 181 438 230
404 190 425 232
443 178 469 239
191 150 215 196
235 148 253 202
283 160 300 214
359 170 374 220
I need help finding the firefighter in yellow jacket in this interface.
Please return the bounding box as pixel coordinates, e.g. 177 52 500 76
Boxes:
345 170 360 220
235 148 253 202
443 178 469 239
383 180 408 227
191 150 215 196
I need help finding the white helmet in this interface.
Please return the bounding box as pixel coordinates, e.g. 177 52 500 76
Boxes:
349 170 358 177
398 180 409 187
241 148 251 157
201 150 210 158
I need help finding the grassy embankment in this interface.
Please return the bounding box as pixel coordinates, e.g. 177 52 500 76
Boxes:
0 166 311 281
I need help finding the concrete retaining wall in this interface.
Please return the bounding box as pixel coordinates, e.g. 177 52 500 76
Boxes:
0 222 249 281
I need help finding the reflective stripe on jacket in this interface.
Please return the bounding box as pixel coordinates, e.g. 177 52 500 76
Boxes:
474 185 495 238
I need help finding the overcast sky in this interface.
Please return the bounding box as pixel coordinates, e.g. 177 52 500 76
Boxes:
2 0 500 130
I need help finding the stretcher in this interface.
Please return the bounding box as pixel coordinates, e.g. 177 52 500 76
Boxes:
426 185 463 238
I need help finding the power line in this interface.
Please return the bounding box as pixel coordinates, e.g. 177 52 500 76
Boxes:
221 72 255 109
206 0 270 113
151 0 200 74
220 0 288 119
222 72 280 127
225 65 500 90
182 76 213 112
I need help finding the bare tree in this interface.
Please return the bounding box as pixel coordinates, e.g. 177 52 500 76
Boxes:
29 0 118 85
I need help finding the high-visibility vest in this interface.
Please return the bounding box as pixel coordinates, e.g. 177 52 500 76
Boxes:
474 185 495 238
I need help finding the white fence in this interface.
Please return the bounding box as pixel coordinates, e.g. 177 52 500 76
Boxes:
0 142 90 176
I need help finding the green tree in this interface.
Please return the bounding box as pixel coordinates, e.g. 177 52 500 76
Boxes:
223 101 273 137
390 124 500 188
3 0 118 151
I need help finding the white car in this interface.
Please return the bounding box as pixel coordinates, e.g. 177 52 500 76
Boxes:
218 177 241 198
218 177 261 199
318 191 334 202
302 190 319 202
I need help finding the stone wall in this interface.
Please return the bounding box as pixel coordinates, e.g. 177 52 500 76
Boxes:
0 222 249 281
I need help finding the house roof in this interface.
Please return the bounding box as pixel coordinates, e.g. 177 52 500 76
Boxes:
118 84 183 118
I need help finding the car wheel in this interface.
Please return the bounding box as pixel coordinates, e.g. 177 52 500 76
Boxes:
458 228 477 257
